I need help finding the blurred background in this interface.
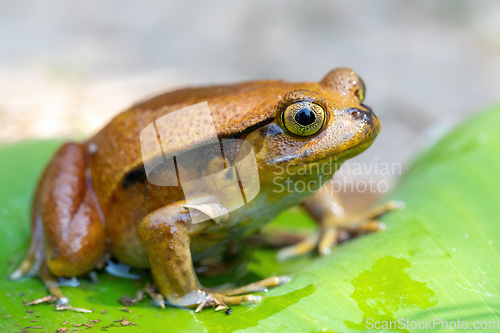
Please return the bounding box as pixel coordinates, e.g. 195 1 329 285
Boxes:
1 0 499 197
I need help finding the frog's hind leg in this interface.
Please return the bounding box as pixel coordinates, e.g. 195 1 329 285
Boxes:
9 199 45 280
10 214 68 305
9 154 52 281
10 143 107 304
10 224 68 305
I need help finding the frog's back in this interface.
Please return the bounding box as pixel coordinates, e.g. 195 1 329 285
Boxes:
88 80 312 205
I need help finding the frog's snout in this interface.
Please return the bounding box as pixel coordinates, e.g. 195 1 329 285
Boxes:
348 105 375 125
348 104 380 135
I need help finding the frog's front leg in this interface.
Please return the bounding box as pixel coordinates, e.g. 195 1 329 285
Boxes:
139 199 288 312
277 182 404 260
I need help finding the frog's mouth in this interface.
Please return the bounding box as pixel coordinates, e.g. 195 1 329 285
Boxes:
326 134 378 163
267 134 378 167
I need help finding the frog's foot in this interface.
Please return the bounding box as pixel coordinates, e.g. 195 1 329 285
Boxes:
189 276 290 313
21 261 69 308
277 201 404 261
193 291 262 313
39 261 69 306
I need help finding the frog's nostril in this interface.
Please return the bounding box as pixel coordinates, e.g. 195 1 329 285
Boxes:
349 108 363 120
347 107 375 125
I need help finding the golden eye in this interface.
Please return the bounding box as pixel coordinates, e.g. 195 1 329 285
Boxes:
355 76 366 103
281 101 327 137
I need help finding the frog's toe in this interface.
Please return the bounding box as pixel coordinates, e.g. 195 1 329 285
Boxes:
277 232 319 261
337 200 404 231
217 293 262 306
194 292 262 313
318 226 338 256
281 225 342 258
347 220 385 234
208 275 291 295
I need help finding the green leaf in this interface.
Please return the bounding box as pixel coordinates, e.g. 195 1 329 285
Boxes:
1 104 500 332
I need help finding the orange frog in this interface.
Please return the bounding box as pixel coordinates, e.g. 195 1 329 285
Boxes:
11 68 400 312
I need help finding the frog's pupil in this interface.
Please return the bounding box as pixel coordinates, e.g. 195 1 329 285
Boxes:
295 108 316 126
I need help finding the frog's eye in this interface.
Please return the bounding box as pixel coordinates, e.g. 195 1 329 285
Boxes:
281 101 327 137
355 76 366 103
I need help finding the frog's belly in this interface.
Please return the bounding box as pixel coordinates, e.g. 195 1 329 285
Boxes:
102 183 184 268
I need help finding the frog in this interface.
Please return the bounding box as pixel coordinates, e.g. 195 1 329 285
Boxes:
11 68 400 312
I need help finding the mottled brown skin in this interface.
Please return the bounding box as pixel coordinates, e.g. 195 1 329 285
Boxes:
13 68 386 310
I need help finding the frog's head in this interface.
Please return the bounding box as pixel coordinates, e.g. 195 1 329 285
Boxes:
247 68 380 186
